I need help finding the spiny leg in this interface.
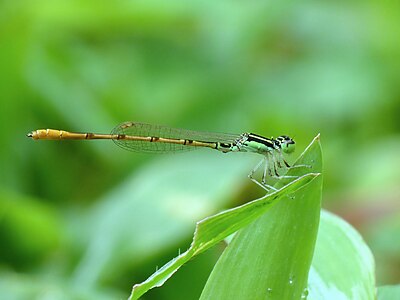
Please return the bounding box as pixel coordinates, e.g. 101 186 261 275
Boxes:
248 158 264 180
273 154 280 177
264 153 279 182
261 155 277 190
271 152 298 180
277 150 291 168
277 151 312 170
249 158 270 190
262 154 271 184
248 157 276 191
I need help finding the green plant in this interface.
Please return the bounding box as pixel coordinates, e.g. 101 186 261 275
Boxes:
130 135 319 299
128 134 400 299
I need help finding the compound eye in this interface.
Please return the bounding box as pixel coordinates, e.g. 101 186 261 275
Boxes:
282 142 295 154
278 135 289 141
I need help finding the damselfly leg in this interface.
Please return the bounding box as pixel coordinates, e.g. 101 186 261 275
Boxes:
248 157 277 191
248 150 311 191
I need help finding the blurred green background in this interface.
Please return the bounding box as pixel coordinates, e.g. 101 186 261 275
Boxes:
1 0 399 299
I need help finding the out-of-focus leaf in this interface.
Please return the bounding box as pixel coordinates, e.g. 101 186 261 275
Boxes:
0 271 123 300
308 210 376 300
377 285 400 300
0 191 61 267
366 212 400 283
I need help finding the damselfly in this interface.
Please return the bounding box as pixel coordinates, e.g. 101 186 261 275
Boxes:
27 122 299 191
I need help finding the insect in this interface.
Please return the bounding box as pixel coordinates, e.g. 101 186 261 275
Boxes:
28 122 299 191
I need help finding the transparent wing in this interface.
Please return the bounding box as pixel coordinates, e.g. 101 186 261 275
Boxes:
111 122 241 153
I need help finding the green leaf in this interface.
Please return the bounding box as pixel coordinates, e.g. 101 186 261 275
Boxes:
308 210 376 300
200 135 322 300
0 191 61 267
377 285 400 300
0 270 124 300
73 151 256 287
129 135 321 300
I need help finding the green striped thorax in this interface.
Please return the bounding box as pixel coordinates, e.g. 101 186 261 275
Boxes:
228 133 295 155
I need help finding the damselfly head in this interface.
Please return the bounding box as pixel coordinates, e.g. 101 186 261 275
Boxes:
276 135 295 153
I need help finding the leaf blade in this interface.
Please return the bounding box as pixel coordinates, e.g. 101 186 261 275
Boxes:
308 210 376 300
129 135 322 300
200 135 322 300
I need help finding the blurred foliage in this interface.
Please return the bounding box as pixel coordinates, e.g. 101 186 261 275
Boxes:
378 285 400 300
1 0 399 299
